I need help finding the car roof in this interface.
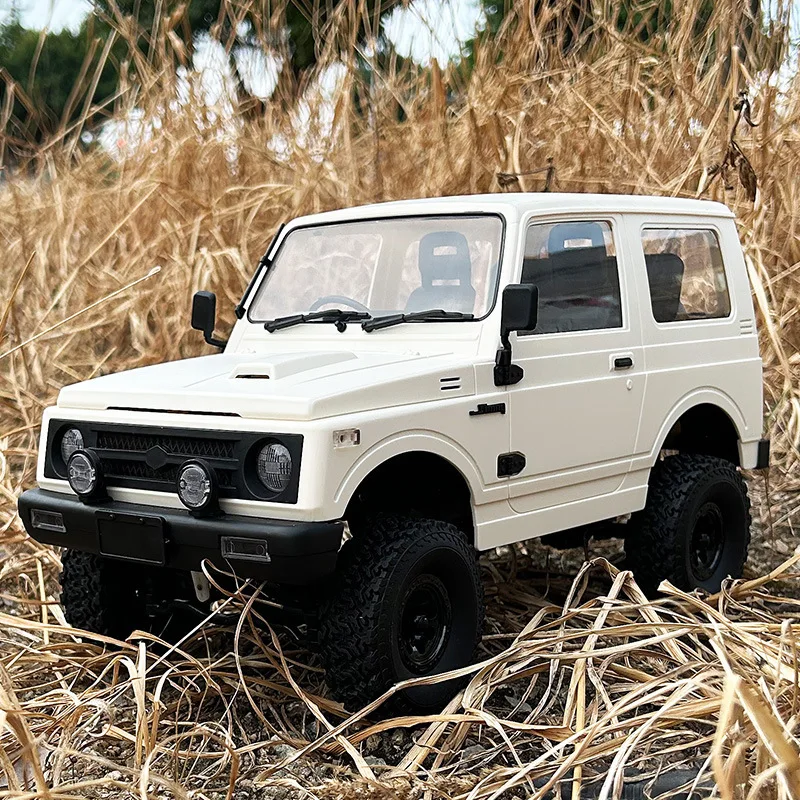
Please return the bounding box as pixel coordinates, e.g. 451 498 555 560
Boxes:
286 193 734 228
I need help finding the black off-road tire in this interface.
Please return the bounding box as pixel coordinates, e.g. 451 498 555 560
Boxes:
318 516 484 713
625 454 751 595
60 549 152 638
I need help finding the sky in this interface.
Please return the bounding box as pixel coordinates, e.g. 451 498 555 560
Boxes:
1 0 92 32
0 0 486 65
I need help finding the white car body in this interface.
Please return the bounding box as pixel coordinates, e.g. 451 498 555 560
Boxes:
32 193 763 553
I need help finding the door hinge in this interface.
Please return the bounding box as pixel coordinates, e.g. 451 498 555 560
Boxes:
497 451 526 477
493 347 524 386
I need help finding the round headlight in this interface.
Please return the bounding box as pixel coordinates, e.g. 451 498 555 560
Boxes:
177 462 214 511
257 443 292 493
61 428 84 464
67 450 101 497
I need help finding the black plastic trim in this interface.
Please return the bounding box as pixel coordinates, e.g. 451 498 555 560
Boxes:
44 421 303 504
234 223 285 319
497 452 526 477
19 488 342 584
246 212 507 325
469 402 506 417
756 438 770 469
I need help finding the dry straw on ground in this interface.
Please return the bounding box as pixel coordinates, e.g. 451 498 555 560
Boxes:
1 0 800 797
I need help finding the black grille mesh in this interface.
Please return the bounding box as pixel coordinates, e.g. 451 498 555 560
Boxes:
96 430 236 460
101 458 234 487
46 422 301 502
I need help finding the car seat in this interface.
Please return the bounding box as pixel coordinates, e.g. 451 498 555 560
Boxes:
405 232 476 314
525 222 621 333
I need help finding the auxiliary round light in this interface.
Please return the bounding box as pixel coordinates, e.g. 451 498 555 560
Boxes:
257 442 292 493
60 428 84 464
177 461 215 511
67 450 101 498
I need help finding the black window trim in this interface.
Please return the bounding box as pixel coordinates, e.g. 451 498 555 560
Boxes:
516 215 626 337
245 211 507 326
640 223 733 326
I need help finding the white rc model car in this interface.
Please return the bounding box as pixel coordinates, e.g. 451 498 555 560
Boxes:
19 193 768 711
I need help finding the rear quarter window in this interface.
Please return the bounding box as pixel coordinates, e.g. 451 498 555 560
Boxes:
641 228 731 323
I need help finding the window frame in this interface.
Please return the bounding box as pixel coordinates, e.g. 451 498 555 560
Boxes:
245 212 507 325
516 215 627 337
639 224 733 326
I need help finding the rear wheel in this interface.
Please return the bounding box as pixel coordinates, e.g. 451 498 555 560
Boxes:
625 454 751 595
319 516 484 712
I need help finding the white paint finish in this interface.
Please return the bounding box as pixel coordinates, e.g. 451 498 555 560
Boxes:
477 485 649 550
625 215 762 466
506 212 645 515
229 351 358 379
57 350 479 421
506 328 646 513
243 193 734 236
35 194 763 552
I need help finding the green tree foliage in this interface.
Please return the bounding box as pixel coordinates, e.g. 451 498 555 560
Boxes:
1 0 401 144
0 16 118 141
94 0 400 74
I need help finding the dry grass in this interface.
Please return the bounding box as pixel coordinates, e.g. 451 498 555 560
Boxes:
2 0 800 796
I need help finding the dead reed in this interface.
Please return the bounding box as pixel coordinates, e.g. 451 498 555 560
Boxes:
2 0 800 796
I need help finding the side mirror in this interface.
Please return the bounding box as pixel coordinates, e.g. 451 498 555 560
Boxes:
494 284 538 387
500 283 538 337
191 291 226 349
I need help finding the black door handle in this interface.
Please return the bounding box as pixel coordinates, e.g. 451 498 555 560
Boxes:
614 356 633 370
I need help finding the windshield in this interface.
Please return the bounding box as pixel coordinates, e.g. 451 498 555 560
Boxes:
248 215 504 323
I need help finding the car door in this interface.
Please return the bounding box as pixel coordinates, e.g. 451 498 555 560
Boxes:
506 216 645 523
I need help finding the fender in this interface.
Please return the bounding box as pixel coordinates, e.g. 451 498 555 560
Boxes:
644 387 749 467
332 429 487 517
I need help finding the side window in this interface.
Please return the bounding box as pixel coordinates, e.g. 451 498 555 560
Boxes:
520 220 622 335
641 229 731 323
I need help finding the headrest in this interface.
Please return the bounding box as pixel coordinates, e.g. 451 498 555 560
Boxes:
547 222 609 275
547 222 607 253
418 231 472 287
645 252 685 322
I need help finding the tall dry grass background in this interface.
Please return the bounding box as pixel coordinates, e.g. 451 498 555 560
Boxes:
2 0 800 797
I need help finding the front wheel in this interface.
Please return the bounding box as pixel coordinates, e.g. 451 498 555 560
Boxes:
60 550 201 640
625 454 751 595
318 517 484 712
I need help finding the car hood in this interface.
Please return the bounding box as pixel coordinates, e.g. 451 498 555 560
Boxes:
56 349 476 421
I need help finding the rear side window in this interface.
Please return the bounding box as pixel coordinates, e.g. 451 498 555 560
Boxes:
520 220 622 335
641 229 731 323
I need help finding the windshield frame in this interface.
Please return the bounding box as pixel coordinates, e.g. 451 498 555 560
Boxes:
245 212 507 326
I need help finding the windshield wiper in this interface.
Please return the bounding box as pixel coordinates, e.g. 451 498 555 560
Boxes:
362 309 474 332
264 309 370 332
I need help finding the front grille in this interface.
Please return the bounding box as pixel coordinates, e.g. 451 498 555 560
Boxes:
45 420 303 504
88 424 241 495
96 430 236 460
101 458 235 487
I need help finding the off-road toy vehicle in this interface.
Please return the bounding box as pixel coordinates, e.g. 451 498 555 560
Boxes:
19 193 768 711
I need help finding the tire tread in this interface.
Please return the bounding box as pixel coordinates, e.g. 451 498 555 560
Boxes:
319 516 483 711
626 454 751 595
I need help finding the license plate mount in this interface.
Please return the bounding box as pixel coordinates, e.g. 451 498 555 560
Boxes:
97 511 166 565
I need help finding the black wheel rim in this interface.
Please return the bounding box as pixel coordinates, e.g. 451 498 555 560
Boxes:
690 502 726 581
398 574 452 674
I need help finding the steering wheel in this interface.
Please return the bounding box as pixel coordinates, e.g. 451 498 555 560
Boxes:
309 295 370 313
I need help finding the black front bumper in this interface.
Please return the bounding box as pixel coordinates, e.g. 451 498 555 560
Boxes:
18 488 343 585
